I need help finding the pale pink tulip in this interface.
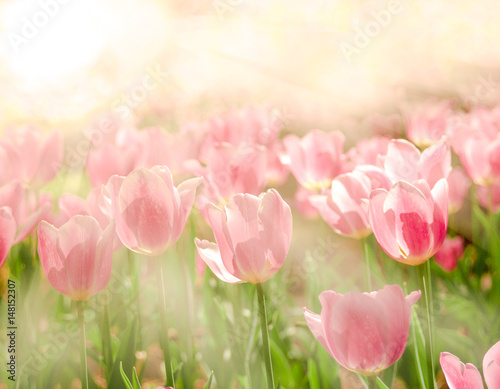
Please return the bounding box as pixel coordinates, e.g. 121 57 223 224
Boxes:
188 143 268 207
0 207 16 268
440 352 484 389
195 189 292 284
453 131 500 185
104 166 202 256
380 138 451 189
405 101 451 148
303 285 421 376
477 181 500 212
346 136 390 166
0 180 51 244
283 130 345 190
368 179 448 265
310 169 390 239
86 128 140 187
293 186 319 219
434 236 464 272
2 126 63 188
37 216 115 300
447 167 471 214
484 340 500 389
58 187 110 229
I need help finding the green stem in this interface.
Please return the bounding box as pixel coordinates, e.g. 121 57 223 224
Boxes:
368 375 377 389
77 301 89 389
245 293 259 389
418 262 437 389
362 237 372 291
256 283 275 389
156 258 174 387
101 298 113 380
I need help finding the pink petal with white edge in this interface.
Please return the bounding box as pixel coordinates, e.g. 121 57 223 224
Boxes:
206 203 236 275
483 340 500 389
195 238 242 283
440 352 484 389
384 139 421 183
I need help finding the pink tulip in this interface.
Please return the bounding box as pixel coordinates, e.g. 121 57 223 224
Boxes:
447 167 471 214
346 136 390 166
440 352 484 389
37 216 115 300
484 340 500 389
2 126 63 189
195 189 292 284
86 128 140 187
293 186 319 219
368 179 448 265
477 180 500 213
434 236 465 272
103 166 202 256
405 101 451 148
303 285 421 376
310 169 390 239
0 180 51 245
453 131 500 185
188 143 268 207
0 207 16 268
58 187 110 230
283 130 345 190
381 138 451 189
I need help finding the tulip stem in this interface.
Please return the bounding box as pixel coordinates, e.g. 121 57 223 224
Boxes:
101 298 113 380
156 259 174 387
368 376 377 389
419 262 437 389
256 283 275 389
77 301 89 389
362 237 372 291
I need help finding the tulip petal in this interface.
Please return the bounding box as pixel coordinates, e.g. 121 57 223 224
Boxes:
303 307 332 357
176 176 203 234
32 131 63 187
484 340 500 389
384 139 420 183
440 352 484 389
318 290 347 366
195 238 243 284
258 189 292 268
206 203 236 275
37 221 72 297
93 220 115 294
418 138 451 188
0 207 16 268
369 189 401 260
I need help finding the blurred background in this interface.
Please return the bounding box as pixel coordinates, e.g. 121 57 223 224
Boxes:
1 0 500 135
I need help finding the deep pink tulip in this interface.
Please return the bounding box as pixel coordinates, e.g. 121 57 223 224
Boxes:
37 216 115 300
434 236 464 272
447 167 471 214
440 352 484 389
368 179 448 265
310 169 390 239
2 126 63 189
195 189 292 284
381 138 451 189
283 130 345 190
484 340 500 389
104 166 202 256
405 101 451 148
303 285 421 376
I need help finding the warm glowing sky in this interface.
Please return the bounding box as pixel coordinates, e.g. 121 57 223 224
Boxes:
1 0 500 130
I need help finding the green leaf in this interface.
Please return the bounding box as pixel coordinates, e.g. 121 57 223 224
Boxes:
270 339 297 388
204 371 214 389
119 362 133 389
132 367 142 389
307 359 321 389
411 307 428 388
108 320 137 389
